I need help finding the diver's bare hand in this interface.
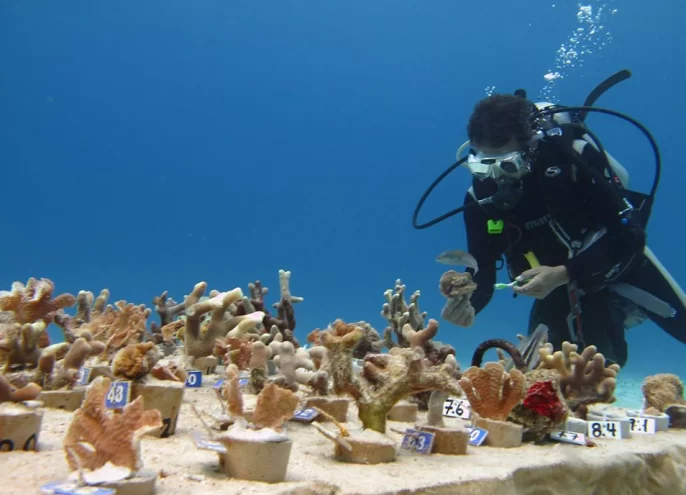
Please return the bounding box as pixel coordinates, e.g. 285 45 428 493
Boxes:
512 265 570 300
441 295 475 327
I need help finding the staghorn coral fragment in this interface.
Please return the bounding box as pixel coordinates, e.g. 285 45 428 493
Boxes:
63 376 162 472
0 320 48 371
0 278 76 325
459 362 526 421
252 382 300 431
53 289 110 343
538 341 620 413
321 319 462 433
0 373 42 403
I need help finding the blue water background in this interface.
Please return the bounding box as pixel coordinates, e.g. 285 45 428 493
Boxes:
1 1 684 382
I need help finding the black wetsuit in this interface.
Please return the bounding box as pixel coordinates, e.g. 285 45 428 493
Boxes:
463 135 685 366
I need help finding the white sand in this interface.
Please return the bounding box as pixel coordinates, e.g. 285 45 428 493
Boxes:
3 377 686 495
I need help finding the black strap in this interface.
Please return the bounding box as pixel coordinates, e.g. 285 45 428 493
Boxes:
578 69 632 122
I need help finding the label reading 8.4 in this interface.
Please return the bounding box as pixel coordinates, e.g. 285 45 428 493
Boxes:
105 381 131 409
587 420 623 439
442 398 471 419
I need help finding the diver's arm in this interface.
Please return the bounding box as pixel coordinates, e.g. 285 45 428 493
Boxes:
560 145 646 291
463 192 498 313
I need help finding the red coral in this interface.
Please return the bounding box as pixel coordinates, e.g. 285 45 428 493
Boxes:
522 380 567 422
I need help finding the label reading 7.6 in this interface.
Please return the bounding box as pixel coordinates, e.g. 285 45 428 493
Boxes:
442 398 471 419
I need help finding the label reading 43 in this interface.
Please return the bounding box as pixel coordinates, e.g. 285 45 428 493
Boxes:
442 398 471 419
587 420 623 439
400 428 434 455
185 370 203 388
629 417 656 434
105 381 131 409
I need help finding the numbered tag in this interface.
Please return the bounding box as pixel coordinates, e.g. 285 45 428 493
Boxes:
629 417 656 434
587 420 623 440
291 408 319 423
238 377 249 387
213 379 224 389
76 367 91 386
400 428 434 455
185 370 202 388
190 432 227 454
41 481 115 495
549 430 587 445
465 426 488 446
442 397 471 419
105 381 131 409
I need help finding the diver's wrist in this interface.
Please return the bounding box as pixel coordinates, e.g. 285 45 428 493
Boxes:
553 265 571 286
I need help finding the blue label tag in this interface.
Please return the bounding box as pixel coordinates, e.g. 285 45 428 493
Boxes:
291 408 318 422
104 381 131 409
465 426 488 446
76 367 91 386
213 379 224 389
185 370 203 388
41 481 115 495
238 377 249 387
400 428 434 455
190 432 227 454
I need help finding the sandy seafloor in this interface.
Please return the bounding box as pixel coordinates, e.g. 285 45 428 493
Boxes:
2 371 682 495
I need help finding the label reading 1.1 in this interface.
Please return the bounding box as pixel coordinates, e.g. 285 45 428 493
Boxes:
629 417 657 434
549 430 587 446
185 370 203 388
104 381 131 409
400 428 434 455
587 420 623 440
442 398 471 419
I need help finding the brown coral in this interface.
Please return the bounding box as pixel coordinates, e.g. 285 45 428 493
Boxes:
321 319 462 433
642 373 685 412
459 362 526 421
112 342 159 380
252 382 300 431
0 278 76 325
0 374 41 403
538 341 619 413
63 376 162 472
0 321 48 371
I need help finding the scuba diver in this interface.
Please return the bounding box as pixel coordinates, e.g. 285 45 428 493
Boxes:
413 70 685 366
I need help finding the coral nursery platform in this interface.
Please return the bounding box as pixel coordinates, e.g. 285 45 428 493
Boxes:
4 384 686 495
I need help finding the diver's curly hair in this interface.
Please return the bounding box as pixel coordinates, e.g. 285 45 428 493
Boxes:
467 94 533 148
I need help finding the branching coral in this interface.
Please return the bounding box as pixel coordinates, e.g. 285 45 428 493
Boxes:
537 341 619 414
458 362 526 422
0 278 76 326
382 280 456 365
64 377 162 472
53 289 110 343
321 319 462 433
0 320 49 371
0 373 41 403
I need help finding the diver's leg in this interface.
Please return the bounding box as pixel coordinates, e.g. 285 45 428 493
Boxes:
528 285 571 353
621 251 686 344
578 289 628 367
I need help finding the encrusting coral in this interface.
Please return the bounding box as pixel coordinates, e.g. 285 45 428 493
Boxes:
458 362 526 422
63 376 163 472
642 373 686 411
320 319 462 434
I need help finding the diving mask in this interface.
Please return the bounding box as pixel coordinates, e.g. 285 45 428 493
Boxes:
466 150 530 181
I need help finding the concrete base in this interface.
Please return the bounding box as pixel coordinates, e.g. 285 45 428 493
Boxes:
334 429 396 464
304 397 350 423
38 389 85 411
474 417 523 448
417 424 469 455
101 469 157 495
387 401 418 423
218 437 292 483
131 380 185 438
0 403 43 452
